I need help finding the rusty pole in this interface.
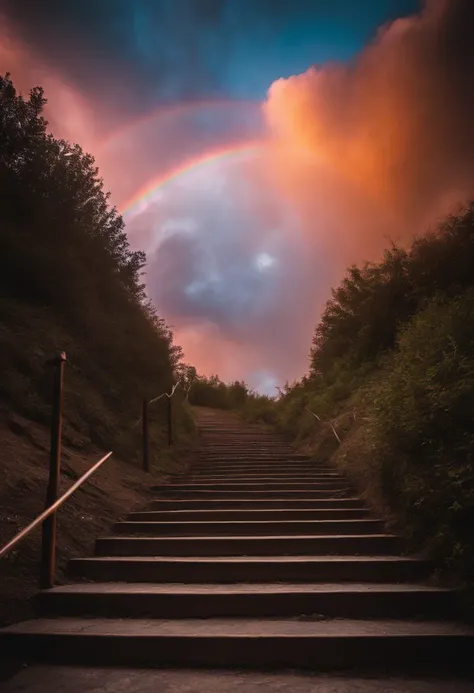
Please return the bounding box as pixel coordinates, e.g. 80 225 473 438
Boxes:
142 398 150 472
40 351 66 589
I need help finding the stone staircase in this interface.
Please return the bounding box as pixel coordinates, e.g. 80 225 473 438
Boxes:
1 407 473 672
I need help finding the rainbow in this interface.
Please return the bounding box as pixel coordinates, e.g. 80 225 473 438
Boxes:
101 99 262 151
121 141 263 219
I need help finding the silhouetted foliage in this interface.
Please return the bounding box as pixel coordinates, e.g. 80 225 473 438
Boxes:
188 375 250 410
0 74 189 458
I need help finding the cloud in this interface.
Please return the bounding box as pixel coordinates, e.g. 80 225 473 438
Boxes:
3 1 474 391
264 0 474 265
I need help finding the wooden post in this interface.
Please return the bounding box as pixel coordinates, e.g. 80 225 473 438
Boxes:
142 398 150 472
40 351 66 589
167 395 172 446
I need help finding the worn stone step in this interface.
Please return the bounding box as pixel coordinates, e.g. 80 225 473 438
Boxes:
127 508 371 522
148 498 366 510
154 481 350 492
38 582 455 619
179 472 344 481
192 465 324 474
199 448 298 454
175 477 347 486
3 617 472 672
194 460 320 466
113 519 385 537
94 534 401 557
69 555 432 584
199 441 295 446
200 448 296 452
154 488 352 499
198 455 311 462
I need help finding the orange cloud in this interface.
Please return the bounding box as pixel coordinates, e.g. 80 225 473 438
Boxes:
264 0 474 269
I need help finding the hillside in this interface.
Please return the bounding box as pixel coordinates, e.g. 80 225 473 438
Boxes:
192 205 474 612
0 74 199 626
0 73 195 459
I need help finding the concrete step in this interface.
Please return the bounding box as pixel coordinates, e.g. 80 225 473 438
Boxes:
198 448 298 454
179 473 344 481
198 433 284 438
198 455 311 462
69 555 432 583
153 488 352 499
153 481 350 492
148 498 366 510
193 456 322 464
174 477 347 485
192 465 325 474
127 508 372 522
38 582 455 619
199 441 295 446
199 439 298 448
94 534 401 557
113 519 385 537
3 617 472 671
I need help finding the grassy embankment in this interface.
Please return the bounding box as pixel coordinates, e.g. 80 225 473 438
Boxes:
193 205 474 608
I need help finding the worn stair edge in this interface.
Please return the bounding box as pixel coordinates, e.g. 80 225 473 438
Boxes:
2 618 473 673
153 490 353 499
127 508 372 522
148 499 367 510
69 555 433 583
112 519 386 536
38 583 456 619
152 482 350 492
94 534 402 557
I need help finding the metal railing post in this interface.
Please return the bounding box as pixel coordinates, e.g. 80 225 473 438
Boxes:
40 350 66 589
167 395 172 446
142 398 150 472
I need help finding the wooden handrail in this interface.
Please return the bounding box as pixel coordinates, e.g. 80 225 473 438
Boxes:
0 451 113 561
305 407 342 445
142 381 180 469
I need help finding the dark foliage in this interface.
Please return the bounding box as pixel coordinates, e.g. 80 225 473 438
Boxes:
188 375 249 410
241 205 474 588
0 74 187 459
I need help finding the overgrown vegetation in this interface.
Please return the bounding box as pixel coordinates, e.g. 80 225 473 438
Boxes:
201 206 474 588
0 74 194 463
186 372 249 410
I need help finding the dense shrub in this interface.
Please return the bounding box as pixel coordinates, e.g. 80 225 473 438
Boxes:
369 290 474 571
188 376 249 410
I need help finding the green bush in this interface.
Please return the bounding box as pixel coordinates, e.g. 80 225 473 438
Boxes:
369 290 474 571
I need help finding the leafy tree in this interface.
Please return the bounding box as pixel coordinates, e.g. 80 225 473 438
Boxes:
0 74 189 459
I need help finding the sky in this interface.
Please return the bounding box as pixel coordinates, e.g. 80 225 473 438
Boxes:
2 0 474 393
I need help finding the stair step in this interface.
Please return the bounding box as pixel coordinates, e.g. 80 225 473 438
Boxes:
198 456 311 462
3 617 472 671
127 508 372 522
155 488 352 499
39 582 455 619
179 473 344 481
94 534 401 557
149 498 366 510
154 481 350 492
69 555 432 583
113 519 385 536
192 466 325 474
